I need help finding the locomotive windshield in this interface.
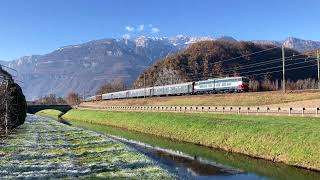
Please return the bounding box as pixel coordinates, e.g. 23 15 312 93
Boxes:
242 77 249 83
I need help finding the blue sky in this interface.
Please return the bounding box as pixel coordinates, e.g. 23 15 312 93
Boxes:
0 0 319 60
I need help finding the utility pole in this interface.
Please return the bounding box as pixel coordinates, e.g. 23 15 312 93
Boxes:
4 80 8 135
282 45 286 93
317 49 320 89
144 73 146 99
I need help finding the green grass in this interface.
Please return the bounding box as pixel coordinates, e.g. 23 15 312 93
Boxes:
36 109 64 119
63 109 320 171
71 120 320 180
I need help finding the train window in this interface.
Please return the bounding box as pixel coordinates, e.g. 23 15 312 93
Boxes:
216 83 220 87
222 82 226 86
227 82 232 86
208 84 213 88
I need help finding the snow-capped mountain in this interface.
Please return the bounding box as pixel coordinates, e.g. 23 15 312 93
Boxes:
253 37 320 52
4 35 320 100
5 36 190 100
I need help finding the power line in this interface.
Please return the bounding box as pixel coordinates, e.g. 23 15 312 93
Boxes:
240 58 316 75
234 54 306 70
178 57 316 80
181 57 317 82
208 46 279 65
176 53 305 80
216 56 311 75
250 64 317 77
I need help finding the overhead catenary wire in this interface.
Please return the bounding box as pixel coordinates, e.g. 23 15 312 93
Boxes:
177 57 317 81
149 53 306 83
249 64 318 77
182 58 317 82
179 46 282 70
205 46 280 65
231 54 306 70
210 58 316 74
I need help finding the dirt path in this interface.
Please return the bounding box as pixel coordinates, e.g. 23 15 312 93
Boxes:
0 115 173 179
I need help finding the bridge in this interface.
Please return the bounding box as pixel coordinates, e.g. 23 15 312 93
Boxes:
27 104 72 114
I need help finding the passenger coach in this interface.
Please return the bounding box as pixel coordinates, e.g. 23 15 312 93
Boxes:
85 76 249 102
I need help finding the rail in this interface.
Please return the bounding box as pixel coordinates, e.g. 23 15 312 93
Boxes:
78 105 320 117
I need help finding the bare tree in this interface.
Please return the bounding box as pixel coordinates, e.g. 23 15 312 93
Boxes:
96 80 126 95
65 92 81 105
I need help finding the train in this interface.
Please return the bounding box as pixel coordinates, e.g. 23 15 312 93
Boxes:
85 76 249 102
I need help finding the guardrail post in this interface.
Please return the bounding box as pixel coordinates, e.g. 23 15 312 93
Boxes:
201 106 204 112
215 107 218 112
256 107 260 115
289 107 292 116
278 107 281 115
238 107 241 114
222 107 225 113
230 107 233 113
302 108 305 116
316 107 319 117
247 107 250 115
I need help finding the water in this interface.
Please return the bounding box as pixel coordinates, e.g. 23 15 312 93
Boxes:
68 120 320 180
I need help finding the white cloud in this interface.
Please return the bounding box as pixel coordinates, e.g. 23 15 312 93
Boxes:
151 27 160 33
137 24 144 32
123 33 131 39
125 26 135 32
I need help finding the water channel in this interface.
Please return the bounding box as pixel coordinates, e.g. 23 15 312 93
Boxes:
66 120 320 180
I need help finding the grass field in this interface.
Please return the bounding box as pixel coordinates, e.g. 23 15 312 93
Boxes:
72 120 320 180
36 109 63 119
81 90 320 107
63 109 320 171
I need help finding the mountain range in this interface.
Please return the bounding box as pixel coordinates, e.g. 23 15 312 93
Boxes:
2 36 320 100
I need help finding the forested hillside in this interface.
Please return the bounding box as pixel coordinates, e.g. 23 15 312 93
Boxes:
134 41 317 91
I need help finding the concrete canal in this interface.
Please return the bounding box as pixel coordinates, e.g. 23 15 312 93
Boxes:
69 120 320 180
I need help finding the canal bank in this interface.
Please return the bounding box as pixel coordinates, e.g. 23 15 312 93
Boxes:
69 120 320 180
0 114 173 179
62 109 320 172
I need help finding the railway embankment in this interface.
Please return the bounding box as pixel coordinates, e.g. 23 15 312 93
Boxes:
0 114 173 179
80 90 320 107
62 109 320 171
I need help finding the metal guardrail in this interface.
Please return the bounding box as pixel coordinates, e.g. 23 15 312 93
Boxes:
78 105 320 117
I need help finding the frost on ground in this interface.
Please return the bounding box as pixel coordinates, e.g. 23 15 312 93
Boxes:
0 115 174 179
